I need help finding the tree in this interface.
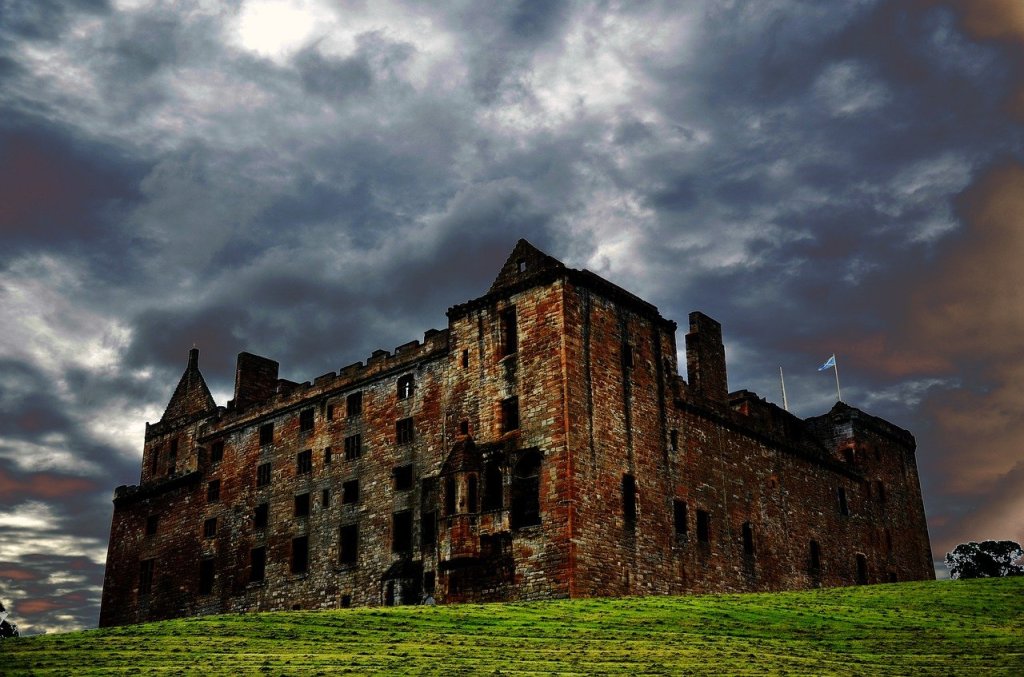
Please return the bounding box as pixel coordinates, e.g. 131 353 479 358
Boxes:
945 540 1024 580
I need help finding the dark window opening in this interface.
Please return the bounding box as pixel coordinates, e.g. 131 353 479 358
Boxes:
256 462 271 487
421 511 436 549
392 511 413 554
838 487 849 516
444 475 457 516
670 429 679 452
396 417 415 445
467 475 478 513
145 514 158 536
622 474 637 529
342 479 359 504
167 440 177 476
259 423 274 446
344 434 362 460
511 451 541 529
291 536 309 574
742 522 754 557
322 488 331 507
517 259 526 273
483 463 503 511
500 307 518 356
139 559 154 595
875 480 886 503
254 503 268 529
340 524 358 565
199 558 215 595
394 464 414 491
888 571 898 583
347 391 362 416
461 349 469 368
673 500 687 536
250 547 266 583
297 449 313 475
294 492 310 518
697 510 711 544
203 517 217 539
843 448 855 464
397 374 415 400
340 595 351 608
300 408 314 432
326 404 334 421
501 397 520 433
210 440 224 464
324 446 333 464
459 419 470 435
207 480 220 503
810 540 821 573
424 571 436 594
623 344 634 369
856 553 868 585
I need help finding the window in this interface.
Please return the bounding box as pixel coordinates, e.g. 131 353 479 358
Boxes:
250 547 266 583
326 404 334 420
421 511 436 549
139 559 154 595
256 462 271 487
203 517 217 539
347 391 362 416
167 440 177 476
623 344 634 369
295 492 310 518
483 462 503 511
296 449 313 475
145 514 158 536
199 558 215 595
673 500 687 536
300 408 314 432
517 259 526 273
344 434 362 460
856 553 868 585
291 536 309 574
342 479 359 504
742 522 754 557
467 475 478 513
424 571 436 595
397 374 415 400
875 480 886 503
838 487 850 516
322 488 331 507
501 397 520 433
339 524 358 564
392 511 413 554
670 429 679 452
622 474 637 529
511 451 541 528
810 540 821 573
254 503 268 529
259 423 274 445
394 465 414 491
697 510 711 544
843 448 855 464
210 440 224 464
461 349 469 368
500 307 518 356
324 446 333 464
445 475 457 515
207 480 220 503
460 419 470 435
396 417 415 445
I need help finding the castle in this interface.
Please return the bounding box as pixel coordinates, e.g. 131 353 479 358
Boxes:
99 240 933 626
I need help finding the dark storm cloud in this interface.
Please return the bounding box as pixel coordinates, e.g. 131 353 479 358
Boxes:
1 0 110 43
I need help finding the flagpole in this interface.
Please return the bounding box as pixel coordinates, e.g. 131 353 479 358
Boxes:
833 356 842 402
779 366 789 411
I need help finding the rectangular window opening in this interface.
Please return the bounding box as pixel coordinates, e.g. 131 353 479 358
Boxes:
501 397 520 434
203 517 217 539
396 418 415 445
838 487 850 516
697 510 711 544
250 547 266 583
210 440 224 464
322 488 331 507
344 434 362 460
346 391 363 416
294 492 310 518
461 349 469 368
259 423 274 446
342 479 359 504
139 559 154 596
421 511 436 550
324 446 333 464
296 449 313 475
673 500 687 536
207 479 221 503
339 524 358 565
500 307 518 356
145 514 159 536
394 464 414 491
291 536 309 574
199 558 215 595
622 474 637 528
299 408 315 432
742 522 754 557
392 511 413 554
254 503 269 530
256 462 271 488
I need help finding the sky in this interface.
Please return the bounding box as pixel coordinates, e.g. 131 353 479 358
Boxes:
2 0 1023 635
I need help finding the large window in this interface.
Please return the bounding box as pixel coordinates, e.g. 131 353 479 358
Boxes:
256 462 271 487
393 465 413 491
511 451 541 529
250 547 266 583
254 503 268 529
347 391 363 416
296 449 312 475
299 408 314 432
294 492 310 518
344 434 362 460
340 524 358 565
392 511 413 554
483 462 503 511
259 423 274 446
342 479 359 504
198 558 215 595
291 536 309 574
396 418 415 445
501 397 520 433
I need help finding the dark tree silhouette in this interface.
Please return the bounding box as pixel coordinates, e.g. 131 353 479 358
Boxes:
0 600 19 639
945 540 1024 580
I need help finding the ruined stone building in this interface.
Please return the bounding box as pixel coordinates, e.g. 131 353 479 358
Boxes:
99 240 934 626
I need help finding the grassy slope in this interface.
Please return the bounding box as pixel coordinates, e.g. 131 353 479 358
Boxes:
4 578 1023 676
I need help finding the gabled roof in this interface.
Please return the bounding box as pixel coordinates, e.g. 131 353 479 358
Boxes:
160 348 217 423
487 239 566 294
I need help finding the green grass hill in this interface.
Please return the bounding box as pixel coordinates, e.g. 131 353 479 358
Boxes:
4 577 1023 675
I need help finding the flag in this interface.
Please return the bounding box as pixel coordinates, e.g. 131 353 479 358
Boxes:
818 355 836 371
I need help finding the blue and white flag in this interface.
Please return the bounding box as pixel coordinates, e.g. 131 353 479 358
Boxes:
818 355 836 371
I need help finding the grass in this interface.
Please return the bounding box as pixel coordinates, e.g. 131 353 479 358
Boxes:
4 577 1023 675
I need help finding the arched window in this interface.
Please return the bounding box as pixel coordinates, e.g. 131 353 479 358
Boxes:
511 451 541 528
397 374 414 400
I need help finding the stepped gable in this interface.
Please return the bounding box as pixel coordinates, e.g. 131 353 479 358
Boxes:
487 239 566 294
160 348 216 422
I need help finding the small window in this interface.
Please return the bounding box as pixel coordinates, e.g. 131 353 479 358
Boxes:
623 344 634 369
324 446 333 464
517 259 526 273
347 391 363 416
295 492 310 518
203 517 217 539
501 397 520 433
467 475 478 513
622 474 637 528
444 475 457 516
673 500 687 536
139 559 154 595
250 547 266 582
742 522 754 557
483 462 503 511
254 503 268 529
838 487 850 516
670 429 679 452
207 479 221 503
397 375 415 400
500 307 518 356
396 417 415 445
256 462 271 487
300 408 315 432
394 465 414 491
392 511 413 554
697 510 711 543
344 434 362 460
810 540 821 573
322 488 331 507
291 536 309 574
461 349 469 368
459 419 470 435
199 558 215 595
856 553 868 585
421 511 436 549
210 440 224 464
296 449 313 475
145 514 159 536
339 524 358 565
259 423 274 445
342 479 359 504
326 404 334 420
